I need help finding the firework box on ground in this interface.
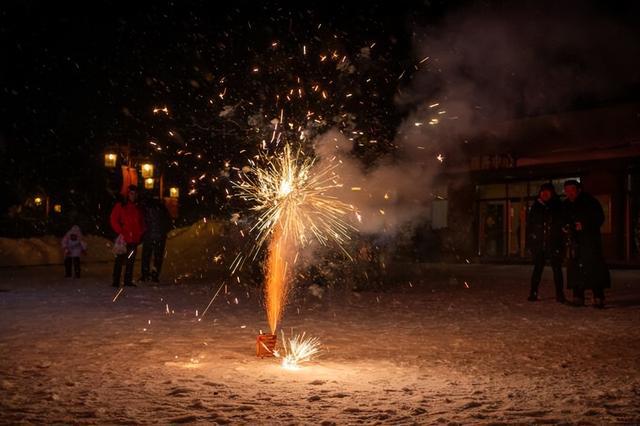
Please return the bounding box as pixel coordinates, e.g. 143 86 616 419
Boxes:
256 333 277 358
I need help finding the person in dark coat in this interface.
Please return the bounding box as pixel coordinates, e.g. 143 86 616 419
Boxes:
110 185 146 287
562 180 611 308
526 183 565 302
140 196 171 283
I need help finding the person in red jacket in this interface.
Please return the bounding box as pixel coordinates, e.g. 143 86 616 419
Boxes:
110 185 146 287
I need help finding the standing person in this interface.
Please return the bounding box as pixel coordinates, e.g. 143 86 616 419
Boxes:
61 225 87 278
563 180 610 308
110 185 146 287
526 183 565 302
140 196 171 283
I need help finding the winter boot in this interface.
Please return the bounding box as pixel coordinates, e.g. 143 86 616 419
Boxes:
527 291 538 302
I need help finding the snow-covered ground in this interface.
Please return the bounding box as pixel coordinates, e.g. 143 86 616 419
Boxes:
1 262 639 424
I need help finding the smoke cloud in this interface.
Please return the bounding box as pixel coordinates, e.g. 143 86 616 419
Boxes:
401 1 640 147
315 0 640 237
314 127 441 236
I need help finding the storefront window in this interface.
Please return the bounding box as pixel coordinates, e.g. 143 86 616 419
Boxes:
477 184 506 199
508 182 528 198
479 201 505 256
431 199 448 230
509 200 527 256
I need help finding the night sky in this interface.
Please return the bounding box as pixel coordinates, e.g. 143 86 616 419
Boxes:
1 0 639 234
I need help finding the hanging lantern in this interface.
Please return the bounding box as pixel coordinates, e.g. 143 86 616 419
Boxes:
34 196 43 206
169 187 179 198
104 152 117 168
144 177 155 189
141 163 154 178
53 204 62 213
121 166 139 197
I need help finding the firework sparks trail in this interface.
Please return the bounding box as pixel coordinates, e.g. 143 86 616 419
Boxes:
278 331 321 370
234 144 353 257
112 287 124 303
198 281 227 321
233 143 354 333
264 227 290 332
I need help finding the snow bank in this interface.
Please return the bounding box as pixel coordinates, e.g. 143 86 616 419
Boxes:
162 220 231 279
0 220 234 272
0 235 113 267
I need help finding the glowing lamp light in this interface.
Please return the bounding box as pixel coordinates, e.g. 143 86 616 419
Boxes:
34 197 43 206
141 163 154 178
53 204 62 213
144 178 154 189
169 187 180 198
104 153 117 168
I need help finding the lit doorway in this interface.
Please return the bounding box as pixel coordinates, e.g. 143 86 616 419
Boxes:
479 201 506 257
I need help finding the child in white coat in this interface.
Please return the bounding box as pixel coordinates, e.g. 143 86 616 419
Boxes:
61 225 87 278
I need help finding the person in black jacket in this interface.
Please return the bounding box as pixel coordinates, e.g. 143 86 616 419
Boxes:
140 196 172 283
562 180 610 308
526 183 565 303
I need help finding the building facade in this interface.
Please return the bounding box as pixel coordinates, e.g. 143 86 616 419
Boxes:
437 104 640 266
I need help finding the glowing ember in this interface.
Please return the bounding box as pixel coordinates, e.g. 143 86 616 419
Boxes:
152 106 169 115
277 332 321 370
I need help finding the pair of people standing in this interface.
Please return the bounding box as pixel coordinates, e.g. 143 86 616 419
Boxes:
110 185 170 287
527 180 610 308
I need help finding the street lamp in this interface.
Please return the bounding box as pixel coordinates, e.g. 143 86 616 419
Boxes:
144 177 155 189
141 163 154 179
104 152 117 168
169 187 179 198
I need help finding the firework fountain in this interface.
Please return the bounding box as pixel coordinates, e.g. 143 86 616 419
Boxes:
234 143 354 366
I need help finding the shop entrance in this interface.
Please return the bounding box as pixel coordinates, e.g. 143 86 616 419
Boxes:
479 201 506 257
